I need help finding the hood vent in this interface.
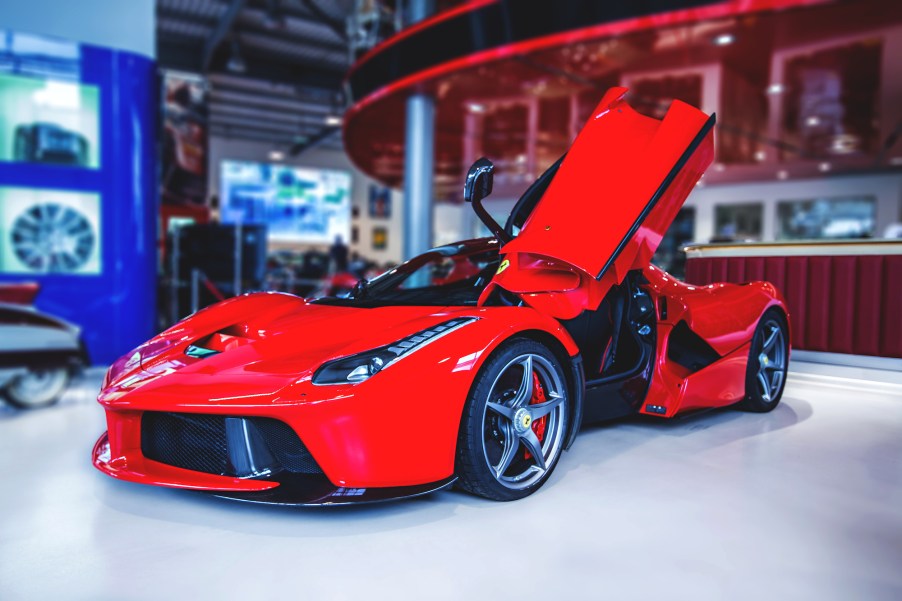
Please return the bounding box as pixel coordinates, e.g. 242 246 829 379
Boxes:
185 325 252 359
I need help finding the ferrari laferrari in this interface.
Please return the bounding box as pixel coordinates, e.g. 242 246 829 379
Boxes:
93 88 790 504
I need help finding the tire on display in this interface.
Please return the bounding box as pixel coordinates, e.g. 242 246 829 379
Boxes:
3 367 70 409
737 308 789 413
456 339 569 501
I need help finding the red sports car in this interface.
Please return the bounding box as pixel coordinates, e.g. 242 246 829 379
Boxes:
93 88 790 504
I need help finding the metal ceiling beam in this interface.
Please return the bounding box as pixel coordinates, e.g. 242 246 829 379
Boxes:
295 0 347 42
289 126 340 156
208 72 336 103
209 114 322 134
211 103 330 125
210 125 307 144
203 0 247 71
210 89 334 114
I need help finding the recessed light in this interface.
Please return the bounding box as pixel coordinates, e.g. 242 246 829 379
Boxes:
818 162 831 172
754 150 767 162
324 115 343 127
713 33 735 46
806 116 821 127
777 170 789 180
466 102 485 113
766 83 785 95
269 150 285 161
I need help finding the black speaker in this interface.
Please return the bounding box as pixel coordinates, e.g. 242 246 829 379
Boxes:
170 223 267 284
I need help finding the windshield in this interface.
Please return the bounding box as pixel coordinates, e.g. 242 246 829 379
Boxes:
313 241 501 307
313 156 565 309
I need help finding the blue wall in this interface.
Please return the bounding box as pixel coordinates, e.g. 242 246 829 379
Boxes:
0 43 157 365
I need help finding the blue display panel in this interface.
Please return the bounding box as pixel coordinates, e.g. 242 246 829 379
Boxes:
0 31 156 365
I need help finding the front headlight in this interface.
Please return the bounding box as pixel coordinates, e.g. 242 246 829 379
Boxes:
312 317 478 385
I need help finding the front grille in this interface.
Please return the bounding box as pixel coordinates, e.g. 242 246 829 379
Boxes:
141 412 229 475
141 412 322 477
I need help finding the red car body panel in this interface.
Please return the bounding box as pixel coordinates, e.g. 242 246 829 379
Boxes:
93 89 788 503
96 292 579 489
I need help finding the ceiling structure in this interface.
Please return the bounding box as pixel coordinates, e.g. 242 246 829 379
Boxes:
157 0 358 154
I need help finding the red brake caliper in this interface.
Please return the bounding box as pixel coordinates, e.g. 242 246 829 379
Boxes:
524 372 547 460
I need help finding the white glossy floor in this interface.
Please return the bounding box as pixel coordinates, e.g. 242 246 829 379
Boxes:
1 366 901 600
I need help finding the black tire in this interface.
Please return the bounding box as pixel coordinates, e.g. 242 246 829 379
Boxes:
456 339 570 501
737 308 789 412
3 366 69 409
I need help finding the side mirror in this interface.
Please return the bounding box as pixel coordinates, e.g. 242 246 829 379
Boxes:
464 157 494 204
463 157 510 243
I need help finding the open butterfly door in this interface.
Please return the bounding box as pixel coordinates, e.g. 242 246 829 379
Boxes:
485 87 715 318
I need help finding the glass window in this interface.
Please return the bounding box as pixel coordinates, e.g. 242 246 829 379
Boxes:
714 203 763 242
653 207 695 279
780 39 882 160
776 196 876 240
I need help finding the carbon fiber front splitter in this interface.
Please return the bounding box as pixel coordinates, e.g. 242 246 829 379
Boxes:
210 473 458 506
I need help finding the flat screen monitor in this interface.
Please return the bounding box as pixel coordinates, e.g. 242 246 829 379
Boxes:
220 160 352 244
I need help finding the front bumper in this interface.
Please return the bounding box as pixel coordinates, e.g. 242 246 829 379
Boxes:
92 430 456 505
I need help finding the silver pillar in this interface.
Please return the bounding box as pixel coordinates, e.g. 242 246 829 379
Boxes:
402 0 436 262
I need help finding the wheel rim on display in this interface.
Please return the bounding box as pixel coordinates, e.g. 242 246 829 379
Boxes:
756 319 787 402
481 353 566 490
11 203 95 273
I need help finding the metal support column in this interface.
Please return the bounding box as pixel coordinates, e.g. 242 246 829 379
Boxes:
402 0 436 262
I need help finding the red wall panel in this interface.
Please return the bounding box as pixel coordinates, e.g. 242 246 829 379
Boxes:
685 252 900 358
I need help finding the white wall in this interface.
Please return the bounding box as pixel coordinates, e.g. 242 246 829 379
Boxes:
208 135 404 265
0 0 155 58
687 173 902 242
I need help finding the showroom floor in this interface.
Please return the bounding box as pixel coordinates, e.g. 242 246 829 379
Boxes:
1 366 900 600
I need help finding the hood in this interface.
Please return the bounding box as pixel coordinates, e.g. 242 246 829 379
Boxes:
102 292 463 402
500 87 714 283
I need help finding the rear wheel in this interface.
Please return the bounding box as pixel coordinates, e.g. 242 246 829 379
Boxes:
456 340 569 501
3 367 69 409
737 308 789 412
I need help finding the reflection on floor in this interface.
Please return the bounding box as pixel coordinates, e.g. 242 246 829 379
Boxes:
0 365 900 600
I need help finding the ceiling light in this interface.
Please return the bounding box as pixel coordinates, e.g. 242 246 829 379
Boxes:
754 150 767 162
324 115 343 127
466 102 485 113
269 150 285 161
713 33 735 46
806 116 821 127
776 170 789 180
818 162 831 172
766 83 785 95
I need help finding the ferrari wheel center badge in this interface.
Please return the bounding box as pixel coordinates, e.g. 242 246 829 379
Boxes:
514 408 532 432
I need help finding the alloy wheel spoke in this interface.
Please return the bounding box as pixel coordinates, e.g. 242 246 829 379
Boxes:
494 421 519 478
521 429 546 471
510 355 534 408
487 401 517 421
527 395 564 420
762 327 780 352
756 371 771 401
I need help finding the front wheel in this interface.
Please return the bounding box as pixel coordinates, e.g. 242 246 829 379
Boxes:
737 308 789 412
456 340 569 501
3 367 70 409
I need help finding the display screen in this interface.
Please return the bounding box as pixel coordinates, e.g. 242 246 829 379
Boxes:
220 160 352 244
0 186 101 274
0 30 100 169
